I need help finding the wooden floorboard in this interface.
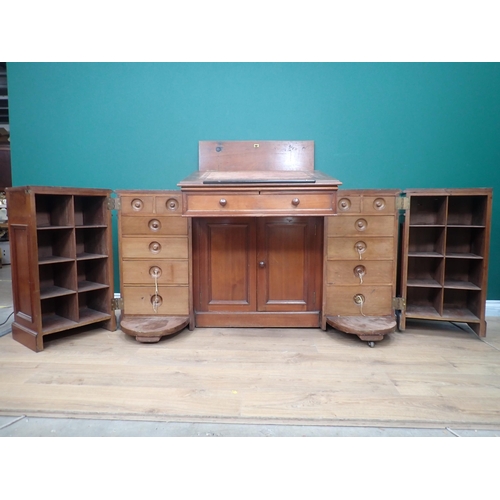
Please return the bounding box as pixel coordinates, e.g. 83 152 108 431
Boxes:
1 318 500 428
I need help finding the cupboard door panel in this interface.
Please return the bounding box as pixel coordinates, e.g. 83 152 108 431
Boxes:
257 217 323 312
193 218 257 312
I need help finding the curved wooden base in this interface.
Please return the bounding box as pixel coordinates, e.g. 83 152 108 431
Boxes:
120 316 190 343
326 315 397 344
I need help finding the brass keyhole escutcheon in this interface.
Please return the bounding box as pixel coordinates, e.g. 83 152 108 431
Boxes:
150 266 162 278
355 218 368 231
354 241 367 260
149 219 161 232
353 265 366 284
151 295 163 307
373 198 386 210
149 241 161 254
131 198 144 211
353 294 365 305
166 198 179 211
338 198 351 211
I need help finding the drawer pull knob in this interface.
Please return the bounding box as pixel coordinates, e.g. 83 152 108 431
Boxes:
259 261 266 268
149 219 161 231
149 241 161 254
166 198 179 211
150 266 162 278
355 241 367 259
338 198 351 210
355 218 367 231
354 265 366 284
131 198 144 211
373 198 386 210
292 198 300 206
219 198 227 207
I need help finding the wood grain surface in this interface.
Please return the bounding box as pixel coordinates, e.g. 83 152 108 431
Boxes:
1 318 500 428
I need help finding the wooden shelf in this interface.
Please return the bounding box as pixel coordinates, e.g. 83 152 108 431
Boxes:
76 252 107 261
407 279 442 288
443 280 481 290
78 280 108 293
38 256 75 265
40 286 76 300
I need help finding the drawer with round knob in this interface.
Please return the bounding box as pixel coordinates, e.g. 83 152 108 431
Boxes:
182 191 337 215
121 236 189 259
121 285 189 315
327 236 396 260
361 196 396 214
325 285 394 316
122 259 189 285
337 196 362 213
120 195 155 215
120 216 188 236
326 260 394 285
327 215 396 237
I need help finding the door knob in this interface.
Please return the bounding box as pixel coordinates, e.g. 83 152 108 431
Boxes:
259 261 266 268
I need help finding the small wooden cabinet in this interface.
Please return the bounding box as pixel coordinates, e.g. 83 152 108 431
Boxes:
323 190 400 343
193 216 323 327
7 186 116 351
399 189 492 336
116 190 192 342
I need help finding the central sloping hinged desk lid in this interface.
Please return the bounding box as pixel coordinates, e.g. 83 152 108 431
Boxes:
178 141 341 216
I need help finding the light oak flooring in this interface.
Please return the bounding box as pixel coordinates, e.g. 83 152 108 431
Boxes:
1 263 500 430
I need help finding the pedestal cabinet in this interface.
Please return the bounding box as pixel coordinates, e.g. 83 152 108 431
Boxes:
7 186 116 351
323 190 400 344
116 190 192 343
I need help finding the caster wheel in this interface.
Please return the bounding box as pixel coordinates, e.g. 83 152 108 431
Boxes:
367 341 375 348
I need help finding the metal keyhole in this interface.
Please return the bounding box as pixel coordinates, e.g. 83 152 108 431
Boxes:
354 265 366 284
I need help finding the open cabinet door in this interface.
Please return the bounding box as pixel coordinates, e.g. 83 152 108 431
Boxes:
399 188 492 337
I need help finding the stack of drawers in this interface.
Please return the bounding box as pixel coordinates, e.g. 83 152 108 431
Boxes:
324 190 399 321
117 191 190 321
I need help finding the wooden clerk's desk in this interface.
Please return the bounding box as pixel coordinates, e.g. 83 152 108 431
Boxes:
8 141 491 351
119 140 400 347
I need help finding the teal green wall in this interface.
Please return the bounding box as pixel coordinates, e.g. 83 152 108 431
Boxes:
6 63 500 297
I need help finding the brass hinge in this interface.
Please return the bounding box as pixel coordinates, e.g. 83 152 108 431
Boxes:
107 196 121 210
111 297 124 310
392 297 406 311
396 197 410 210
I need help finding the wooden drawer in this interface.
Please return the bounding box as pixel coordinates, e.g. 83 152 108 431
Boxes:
327 237 395 260
121 237 188 259
327 215 395 237
325 285 394 316
361 195 396 215
121 216 188 236
326 261 394 285
337 196 362 213
122 285 189 315
120 195 155 215
183 191 336 215
119 193 183 216
336 192 397 215
122 259 189 285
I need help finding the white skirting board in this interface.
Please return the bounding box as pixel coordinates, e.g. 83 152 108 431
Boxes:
486 301 500 317
113 293 500 318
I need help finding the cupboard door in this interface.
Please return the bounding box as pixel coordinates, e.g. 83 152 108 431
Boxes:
256 217 323 312
193 218 257 312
